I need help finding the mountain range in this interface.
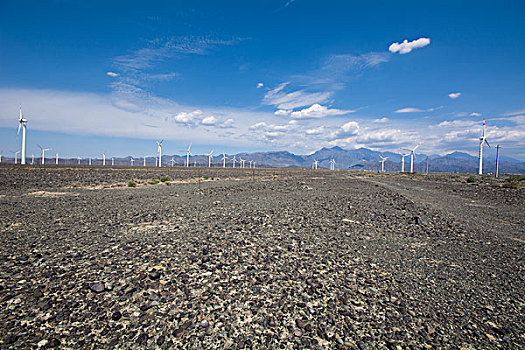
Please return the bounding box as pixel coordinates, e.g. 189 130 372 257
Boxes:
4 146 524 174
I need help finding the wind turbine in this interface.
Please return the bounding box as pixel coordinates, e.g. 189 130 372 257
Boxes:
208 150 214 168
169 157 175 167
253 161 256 168
38 145 51 165
248 160 253 168
478 118 490 175
239 158 246 168
111 157 115 166
312 160 319 169
14 150 20 164
17 106 27 165
102 153 106 166
77 157 81 165
156 140 163 167
232 155 237 168
401 144 420 173
143 156 146 167
184 144 192 167
379 155 388 172
0 151 2 164
130 157 134 166
55 152 59 165
221 153 228 168
32 154 35 165
89 157 92 166
329 158 336 170
400 153 409 172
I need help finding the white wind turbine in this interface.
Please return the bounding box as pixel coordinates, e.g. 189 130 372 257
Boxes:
329 158 336 170
102 153 106 166
401 144 420 173
0 151 2 163
32 154 35 165
17 106 28 165
208 150 214 168
184 144 192 167
221 153 228 168
55 152 59 165
130 157 134 166
232 155 237 168
156 140 164 167
77 157 81 165
169 157 175 167
14 150 20 164
239 158 246 168
248 160 253 168
379 155 388 172
312 160 319 169
478 118 490 175
89 157 92 166
38 145 51 165
253 161 256 168
111 157 115 166
400 153 409 172
143 156 146 167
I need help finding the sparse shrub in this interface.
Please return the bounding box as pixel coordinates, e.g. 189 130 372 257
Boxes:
508 175 525 182
203 176 209 180
127 181 137 187
466 176 477 183
502 182 520 189
160 176 171 182
148 179 160 185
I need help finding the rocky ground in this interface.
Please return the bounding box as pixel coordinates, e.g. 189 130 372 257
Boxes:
0 166 524 349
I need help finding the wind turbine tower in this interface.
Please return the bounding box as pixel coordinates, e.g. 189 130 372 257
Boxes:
208 150 214 168
55 152 59 165
156 140 163 167
17 106 28 165
38 145 51 165
478 118 490 175
232 155 236 168
14 151 20 164
329 158 336 170
222 153 228 168
102 153 106 166
130 158 134 166
400 153 409 172
32 154 35 165
184 144 192 167
401 144 420 173
379 155 388 172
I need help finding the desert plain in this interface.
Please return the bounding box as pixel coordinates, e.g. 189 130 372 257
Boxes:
0 166 523 349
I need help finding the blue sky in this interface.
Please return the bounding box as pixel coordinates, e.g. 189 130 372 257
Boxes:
1 0 524 160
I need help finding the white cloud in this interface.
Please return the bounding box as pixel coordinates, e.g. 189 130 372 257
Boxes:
256 83 264 89
290 104 354 119
201 116 217 125
305 126 324 135
373 117 389 123
470 112 482 117
173 110 203 124
263 82 332 110
448 92 461 99
274 109 291 116
395 107 424 113
389 37 431 54
437 120 478 128
220 118 235 128
106 72 119 77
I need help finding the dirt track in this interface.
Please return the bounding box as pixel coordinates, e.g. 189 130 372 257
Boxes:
0 167 524 349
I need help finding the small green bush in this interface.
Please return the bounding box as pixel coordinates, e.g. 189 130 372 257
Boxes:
149 179 160 185
160 176 171 182
502 182 520 189
466 176 477 183
127 181 137 187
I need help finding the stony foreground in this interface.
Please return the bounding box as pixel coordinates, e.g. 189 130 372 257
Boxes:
0 167 524 349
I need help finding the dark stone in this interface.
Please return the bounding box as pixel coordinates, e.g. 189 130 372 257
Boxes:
149 271 161 280
136 333 148 344
48 338 61 348
111 310 122 321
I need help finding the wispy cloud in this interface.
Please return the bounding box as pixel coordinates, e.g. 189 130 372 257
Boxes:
395 106 443 113
106 72 119 77
263 82 332 110
448 92 461 99
389 37 431 54
256 82 264 89
373 117 389 123
470 112 482 117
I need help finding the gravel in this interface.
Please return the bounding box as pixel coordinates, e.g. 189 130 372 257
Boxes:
0 166 523 349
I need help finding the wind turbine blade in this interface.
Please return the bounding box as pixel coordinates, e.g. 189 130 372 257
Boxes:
400 148 411 151
413 144 420 151
485 139 491 148
17 123 21 136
